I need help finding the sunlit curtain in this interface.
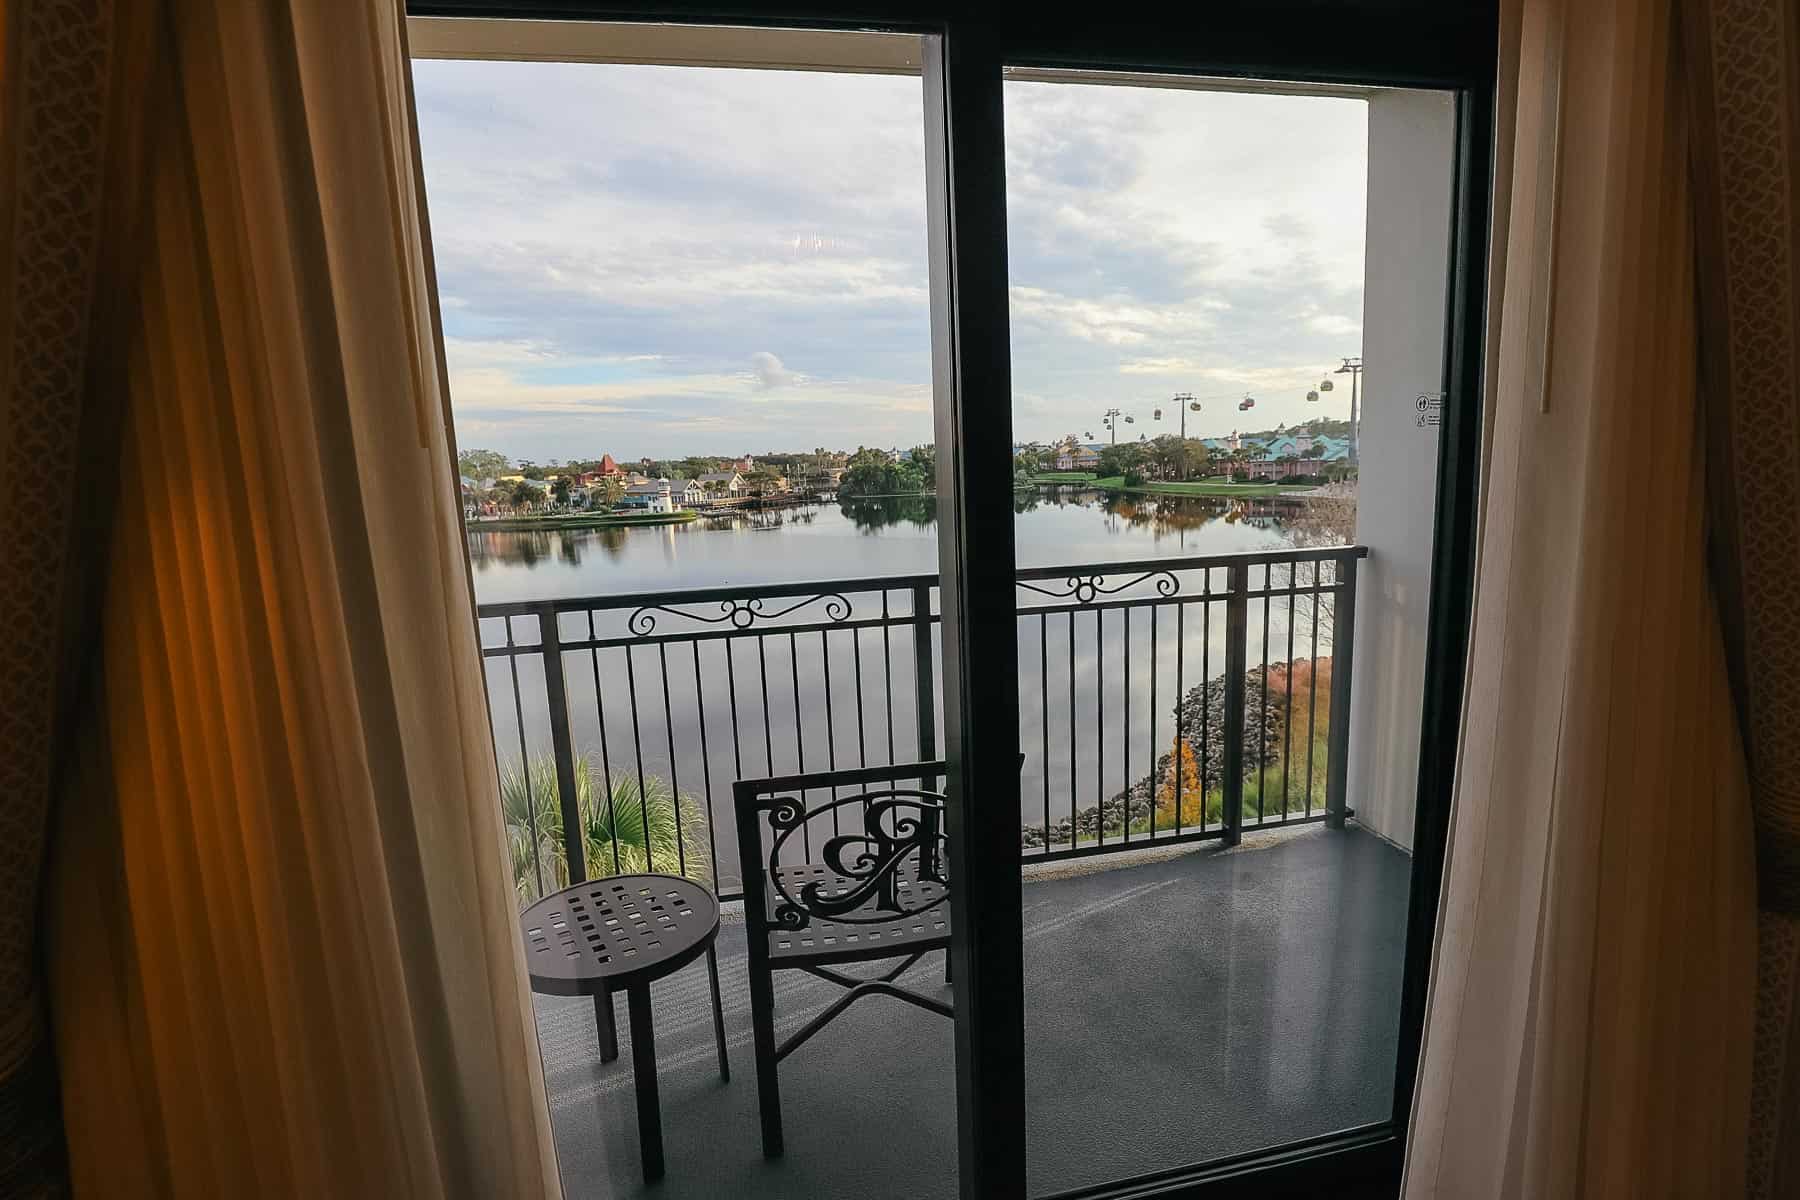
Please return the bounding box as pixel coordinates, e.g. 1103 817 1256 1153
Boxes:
1683 0 1800 1193
18 0 562 1194
1402 0 1759 1194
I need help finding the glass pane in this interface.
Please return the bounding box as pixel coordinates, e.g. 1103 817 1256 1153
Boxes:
414 30 966 1198
1001 74 1459 1192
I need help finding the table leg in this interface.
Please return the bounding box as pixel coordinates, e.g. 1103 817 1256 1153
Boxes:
594 992 619 1063
707 946 730 1082
627 981 663 1182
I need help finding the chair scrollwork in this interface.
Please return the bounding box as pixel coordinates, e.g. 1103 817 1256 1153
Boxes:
765 790 950 931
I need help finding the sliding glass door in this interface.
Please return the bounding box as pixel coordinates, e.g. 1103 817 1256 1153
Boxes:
409 6 1495 1197
996 69 1463 1195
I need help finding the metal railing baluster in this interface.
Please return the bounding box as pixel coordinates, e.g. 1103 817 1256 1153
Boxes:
692 641 717 887
589 611 621 875
1222 563 1248 848
1326 555 1359 829
1258 564 1271 826
1306 562 1321 819
1040 611 1050 851
912 582 937 763
476 547 1365 901
540 609 586 884
1096 608 1105 847
659 643 685 876
504 615 542 897
625 644 652 873
1174 601 1186 835
1283 564 1297 823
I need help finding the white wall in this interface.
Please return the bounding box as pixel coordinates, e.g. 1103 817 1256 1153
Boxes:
1345 90 1457 853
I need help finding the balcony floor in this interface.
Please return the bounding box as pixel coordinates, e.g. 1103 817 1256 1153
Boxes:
533 824 1409 1199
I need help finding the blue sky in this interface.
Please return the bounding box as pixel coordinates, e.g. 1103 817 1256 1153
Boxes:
412 61 1368 463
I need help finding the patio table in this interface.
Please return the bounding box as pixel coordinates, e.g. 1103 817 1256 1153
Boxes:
519 873 728 1181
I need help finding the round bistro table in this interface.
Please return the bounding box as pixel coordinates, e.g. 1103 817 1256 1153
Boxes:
519 873 728 1182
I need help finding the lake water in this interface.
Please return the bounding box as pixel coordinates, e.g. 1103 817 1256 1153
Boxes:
467 490 1306 604
472 489 1338 892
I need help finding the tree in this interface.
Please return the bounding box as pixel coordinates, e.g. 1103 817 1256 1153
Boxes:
599 475 626 506
510 479 540 510
909 444 937 482
839 446 926 498
1155 738 1207 829
1178 438 1210 478
458 448 509 482
499 753 709 906
551 478 571 506
1097 442 1146 480
1283 488 1357 635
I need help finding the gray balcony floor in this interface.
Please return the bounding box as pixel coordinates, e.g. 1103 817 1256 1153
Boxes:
533 824 1409 1199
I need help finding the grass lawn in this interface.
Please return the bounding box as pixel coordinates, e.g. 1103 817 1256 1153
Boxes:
1091 475 1320 497
1029 471 1100 483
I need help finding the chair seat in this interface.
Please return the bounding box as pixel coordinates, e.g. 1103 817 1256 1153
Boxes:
766 858 951 965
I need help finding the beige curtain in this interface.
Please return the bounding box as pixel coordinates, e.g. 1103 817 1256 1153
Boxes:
21 1 562 1194
1403 0 1759 1194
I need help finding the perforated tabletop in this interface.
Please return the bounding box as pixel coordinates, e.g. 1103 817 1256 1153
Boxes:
520 873 720 998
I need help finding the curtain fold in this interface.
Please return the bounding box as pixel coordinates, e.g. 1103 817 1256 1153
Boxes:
1403 0 1758 1194
30 1 562 1194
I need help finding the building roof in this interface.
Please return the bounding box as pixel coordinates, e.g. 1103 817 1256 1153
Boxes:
1198 432 1349 461
625 479 670 494
698 471 740 483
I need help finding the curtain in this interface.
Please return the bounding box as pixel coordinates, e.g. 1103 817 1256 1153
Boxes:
1683 0 1800 1194
0 0 113 1193
5 0 564 1194
1402 0 1759 1194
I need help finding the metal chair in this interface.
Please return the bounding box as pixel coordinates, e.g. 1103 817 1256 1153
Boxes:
734 761 952 1158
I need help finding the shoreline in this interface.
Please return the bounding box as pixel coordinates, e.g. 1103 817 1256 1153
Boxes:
469 511 701 532
1031 474 1329 498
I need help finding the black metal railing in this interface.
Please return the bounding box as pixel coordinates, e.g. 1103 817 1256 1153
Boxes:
478 545 1366 905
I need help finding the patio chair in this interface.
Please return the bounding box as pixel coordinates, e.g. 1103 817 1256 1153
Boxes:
734 760 953 1158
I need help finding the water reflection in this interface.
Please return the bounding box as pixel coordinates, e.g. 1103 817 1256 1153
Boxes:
839 494 936 531
464 490 1334 572
465 484 1334 604
467 526 631 568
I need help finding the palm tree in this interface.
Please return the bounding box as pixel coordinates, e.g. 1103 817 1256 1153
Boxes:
498 752 709 907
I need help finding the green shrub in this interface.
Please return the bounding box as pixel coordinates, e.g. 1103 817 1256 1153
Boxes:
499 752 710 906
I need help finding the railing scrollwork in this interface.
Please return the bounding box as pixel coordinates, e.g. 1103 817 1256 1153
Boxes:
628 592 852 637
1017 568 1179 606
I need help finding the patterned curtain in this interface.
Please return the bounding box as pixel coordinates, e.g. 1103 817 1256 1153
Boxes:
0 0 122 1194
1684 1 1800 1195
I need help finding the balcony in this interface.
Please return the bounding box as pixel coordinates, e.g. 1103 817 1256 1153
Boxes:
478 545 1405 1195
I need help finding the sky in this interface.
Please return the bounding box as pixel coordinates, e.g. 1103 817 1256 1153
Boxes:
412 59 1369 464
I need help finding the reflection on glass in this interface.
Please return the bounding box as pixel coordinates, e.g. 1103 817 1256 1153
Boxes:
1005 76 1456 1194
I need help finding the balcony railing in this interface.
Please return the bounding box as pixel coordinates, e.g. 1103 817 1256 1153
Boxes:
477 545 1366 905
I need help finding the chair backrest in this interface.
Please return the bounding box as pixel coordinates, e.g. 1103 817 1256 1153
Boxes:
734 762 948 934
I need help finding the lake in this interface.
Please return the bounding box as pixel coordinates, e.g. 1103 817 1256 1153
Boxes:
472 488 1343 892
466 489 1310 603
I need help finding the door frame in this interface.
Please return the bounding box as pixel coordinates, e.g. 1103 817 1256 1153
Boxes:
404 7 1499 1197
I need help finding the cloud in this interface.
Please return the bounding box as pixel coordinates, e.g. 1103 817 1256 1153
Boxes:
412 61 1371 460
749 351 796 390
